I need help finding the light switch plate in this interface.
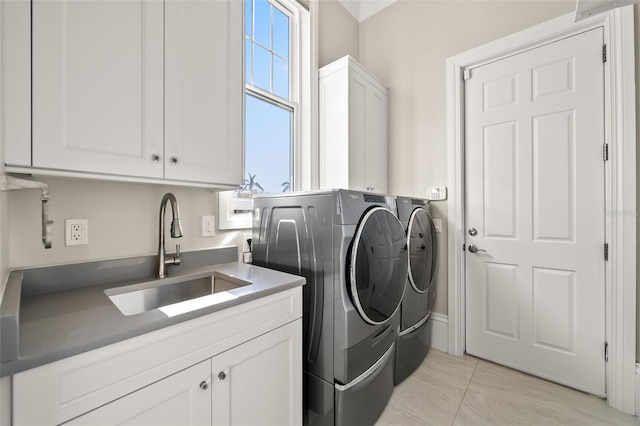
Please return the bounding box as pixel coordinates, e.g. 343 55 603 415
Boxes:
202 215 216 237
426 186 447 201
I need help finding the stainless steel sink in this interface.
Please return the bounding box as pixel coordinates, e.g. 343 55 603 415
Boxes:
105 272 251 316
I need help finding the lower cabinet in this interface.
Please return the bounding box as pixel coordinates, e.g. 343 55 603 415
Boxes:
66 361 212 426
212 321 302 425
12 288 303 425
65 321 302 426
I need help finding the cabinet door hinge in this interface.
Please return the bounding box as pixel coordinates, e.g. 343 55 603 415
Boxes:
605 342 609 362
463 69 472 81
462 243 466 251
604 243 609 261
603 143 608 161
603 44 607 63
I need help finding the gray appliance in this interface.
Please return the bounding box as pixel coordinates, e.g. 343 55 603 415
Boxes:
394 196 438 385
252 189 408 426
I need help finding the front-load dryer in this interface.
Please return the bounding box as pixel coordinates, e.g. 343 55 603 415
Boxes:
252 189 408 426
394 196 438 384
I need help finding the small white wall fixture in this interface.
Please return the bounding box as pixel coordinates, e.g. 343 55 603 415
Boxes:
446 7 636 414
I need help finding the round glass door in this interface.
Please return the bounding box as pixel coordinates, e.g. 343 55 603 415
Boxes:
407 208 438 293
349 207 408 325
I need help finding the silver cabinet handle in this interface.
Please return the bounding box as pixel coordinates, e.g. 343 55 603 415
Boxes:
468 244 486 253
199 380 209 391
468 228 478 236
170 156 179 165
218 371 226 381
151 153 161 162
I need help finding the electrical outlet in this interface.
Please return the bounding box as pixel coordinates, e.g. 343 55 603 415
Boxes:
433 218 442 233
66 219 88 246
202 215 216 237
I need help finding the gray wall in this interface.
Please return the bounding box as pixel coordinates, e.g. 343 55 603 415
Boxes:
318 0 359 67
6 177 247 271
636 3 639 365
358 0 576 315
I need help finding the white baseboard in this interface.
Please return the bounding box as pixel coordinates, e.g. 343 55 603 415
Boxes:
636 364 640 417
430 313 448 353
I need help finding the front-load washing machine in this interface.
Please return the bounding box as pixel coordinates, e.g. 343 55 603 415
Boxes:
394 196 438 384
252 189 408 425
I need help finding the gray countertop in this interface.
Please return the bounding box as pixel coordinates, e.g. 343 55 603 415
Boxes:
0 247 305 377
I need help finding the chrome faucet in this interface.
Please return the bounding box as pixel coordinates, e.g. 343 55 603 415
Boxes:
158 193 184 278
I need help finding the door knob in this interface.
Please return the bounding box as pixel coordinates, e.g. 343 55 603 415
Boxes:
468 228 478 236
468 244 486 253
218 371 227 381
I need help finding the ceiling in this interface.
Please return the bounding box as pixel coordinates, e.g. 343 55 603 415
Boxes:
338 0 398 22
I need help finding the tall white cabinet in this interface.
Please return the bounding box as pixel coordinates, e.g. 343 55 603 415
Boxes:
6 0 243 188
319 56 388 194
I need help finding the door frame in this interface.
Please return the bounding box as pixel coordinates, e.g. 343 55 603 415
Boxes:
446 7 636 414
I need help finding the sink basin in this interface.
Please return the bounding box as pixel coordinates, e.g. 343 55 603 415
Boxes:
105 272 251 316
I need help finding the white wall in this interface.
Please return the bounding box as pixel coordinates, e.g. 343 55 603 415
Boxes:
318 0 359 67
7 177 246 270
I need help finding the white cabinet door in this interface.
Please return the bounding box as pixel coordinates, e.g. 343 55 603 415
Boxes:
212 320 302 426
66 361 211 426
164 0 243 185
32 0 164 178
364 85 388 194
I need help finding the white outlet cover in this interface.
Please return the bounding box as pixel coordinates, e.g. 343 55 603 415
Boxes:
433 218 442 233
202 215 216 237
65 219 88 246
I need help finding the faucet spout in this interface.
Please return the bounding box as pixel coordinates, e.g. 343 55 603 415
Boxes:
158 193 183 278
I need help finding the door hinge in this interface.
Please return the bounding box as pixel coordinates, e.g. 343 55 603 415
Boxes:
603 143 608 161
603 44 607 63
604 243 609 261
463 69 472 81
605 342 609 362
462 243 466 251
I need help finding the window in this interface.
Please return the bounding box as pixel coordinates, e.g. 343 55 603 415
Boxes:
219 0 310 230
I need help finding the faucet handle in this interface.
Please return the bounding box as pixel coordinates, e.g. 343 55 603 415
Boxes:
175 244 181 258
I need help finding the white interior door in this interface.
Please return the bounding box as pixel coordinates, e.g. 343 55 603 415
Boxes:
464 28 605 396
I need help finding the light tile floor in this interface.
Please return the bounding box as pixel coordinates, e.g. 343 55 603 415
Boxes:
377 349 639 426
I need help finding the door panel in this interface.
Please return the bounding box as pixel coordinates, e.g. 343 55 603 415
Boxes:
32 0 163 177
465 28 605 395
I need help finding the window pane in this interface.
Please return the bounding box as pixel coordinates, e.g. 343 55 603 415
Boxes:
253 45 271 92
245 0 252 38
254 0 271 49
244 95 292 194
245 39 252 84
273 56 289 99
273 8 289 60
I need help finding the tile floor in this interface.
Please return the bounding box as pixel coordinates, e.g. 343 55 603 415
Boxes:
377 349 639 426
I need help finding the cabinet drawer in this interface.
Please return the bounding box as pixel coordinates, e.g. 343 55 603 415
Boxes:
13 287 302 425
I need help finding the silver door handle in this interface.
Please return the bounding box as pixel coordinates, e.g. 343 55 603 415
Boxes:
468 244 486 253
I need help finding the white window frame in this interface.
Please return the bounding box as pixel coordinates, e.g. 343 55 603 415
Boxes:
219 0 312 230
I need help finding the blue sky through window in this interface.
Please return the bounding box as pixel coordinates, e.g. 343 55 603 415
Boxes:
245 0 292 194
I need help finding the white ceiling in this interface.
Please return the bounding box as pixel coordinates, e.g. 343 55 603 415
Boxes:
338 0 398 22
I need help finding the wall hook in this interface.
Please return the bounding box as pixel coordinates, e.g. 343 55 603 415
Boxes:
0 175 53 249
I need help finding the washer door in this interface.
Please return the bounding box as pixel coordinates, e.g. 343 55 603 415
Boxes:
407 207 438 293
349 207 408 325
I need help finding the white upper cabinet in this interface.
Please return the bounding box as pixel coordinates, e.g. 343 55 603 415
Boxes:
9 0 243 187
32 0 165 179
319 56 388 194
164 0 242 185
